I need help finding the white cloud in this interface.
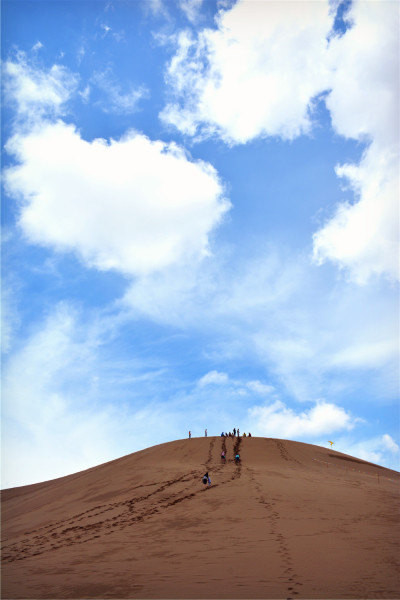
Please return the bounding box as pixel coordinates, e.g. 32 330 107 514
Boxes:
382 434 400 455
4 121 230 276
1 304 187 488
79 84 91 103
1 299 396 487
329 339 399 370
161 0 399 283
91 68 149 114
122 249 398 401
335 434 400 471
197 371 275 398
161 0 333 143
77 45 86 64
1 304 111 487
313 0 399 283
251 276 399 401
145 0 170 19
4 51 148 117
326 1 397 149
179 0 204 24
32 41 43 52
198 370 229 386
246 380 275 396
313 145 399 283
1 279 21 354
123 248 300 326
3 53 78 122
248 400 355 439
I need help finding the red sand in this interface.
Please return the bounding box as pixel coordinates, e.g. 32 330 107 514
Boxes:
2 437 400 599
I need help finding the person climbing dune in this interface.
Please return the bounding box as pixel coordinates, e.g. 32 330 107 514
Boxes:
202 472 211 486
235 453 240 464
221 450 226 462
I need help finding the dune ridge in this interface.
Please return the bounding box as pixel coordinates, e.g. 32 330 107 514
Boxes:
2 437 400 599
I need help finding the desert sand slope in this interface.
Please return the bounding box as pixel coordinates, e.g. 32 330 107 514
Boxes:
2 437 400 599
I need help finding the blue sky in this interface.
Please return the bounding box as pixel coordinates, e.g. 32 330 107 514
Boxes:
1 0 399 488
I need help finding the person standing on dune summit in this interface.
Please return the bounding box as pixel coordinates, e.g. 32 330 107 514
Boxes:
233 428 236 436
205 428 207 437
189 431 191 439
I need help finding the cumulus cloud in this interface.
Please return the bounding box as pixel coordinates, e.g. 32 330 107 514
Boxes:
249 400 355 439
3 54 229 278
4 121 230 276
313 149 399 283
161 1 333 143
313 0 399 283
161 0 399 283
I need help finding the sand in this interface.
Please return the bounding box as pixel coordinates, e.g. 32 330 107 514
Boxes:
2 436 400 599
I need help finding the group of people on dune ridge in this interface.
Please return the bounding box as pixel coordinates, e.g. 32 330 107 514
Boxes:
188 428 251 438
221 429 251 437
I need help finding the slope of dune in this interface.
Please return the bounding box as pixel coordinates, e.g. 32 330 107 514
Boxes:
2 437 400 599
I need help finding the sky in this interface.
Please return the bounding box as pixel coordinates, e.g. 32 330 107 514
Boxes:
1 0 399 488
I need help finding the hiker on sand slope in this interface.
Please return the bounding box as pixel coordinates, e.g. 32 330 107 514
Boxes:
202 472 211 486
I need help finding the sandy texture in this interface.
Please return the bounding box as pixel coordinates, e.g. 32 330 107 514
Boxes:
2 437 400 599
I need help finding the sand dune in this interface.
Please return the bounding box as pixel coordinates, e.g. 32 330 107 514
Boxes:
2 437 400 599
